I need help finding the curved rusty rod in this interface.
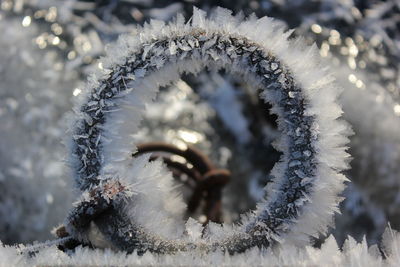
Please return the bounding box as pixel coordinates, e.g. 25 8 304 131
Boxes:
149 155 203 187
135 142 215 175
133 142 230 223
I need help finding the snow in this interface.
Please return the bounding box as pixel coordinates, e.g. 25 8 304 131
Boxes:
1 227 400 266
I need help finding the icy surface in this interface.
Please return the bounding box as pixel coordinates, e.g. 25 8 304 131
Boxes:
1 226 400 266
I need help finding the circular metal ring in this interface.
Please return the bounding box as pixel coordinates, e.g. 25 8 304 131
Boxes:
65 8 349 255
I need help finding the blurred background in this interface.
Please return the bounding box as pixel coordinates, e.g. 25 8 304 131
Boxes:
0 0 399 250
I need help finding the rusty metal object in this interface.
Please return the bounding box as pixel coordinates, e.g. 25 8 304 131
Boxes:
133 142 230 224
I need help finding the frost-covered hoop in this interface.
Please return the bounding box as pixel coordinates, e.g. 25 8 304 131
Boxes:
66 8 350 254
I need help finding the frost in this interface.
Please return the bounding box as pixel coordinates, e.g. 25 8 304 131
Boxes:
270 62 279 71
169 40 177 55
185 218 203 242
2 227 400 266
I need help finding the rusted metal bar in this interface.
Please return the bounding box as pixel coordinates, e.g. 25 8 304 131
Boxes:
135 142 215 175
134 142 230 224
